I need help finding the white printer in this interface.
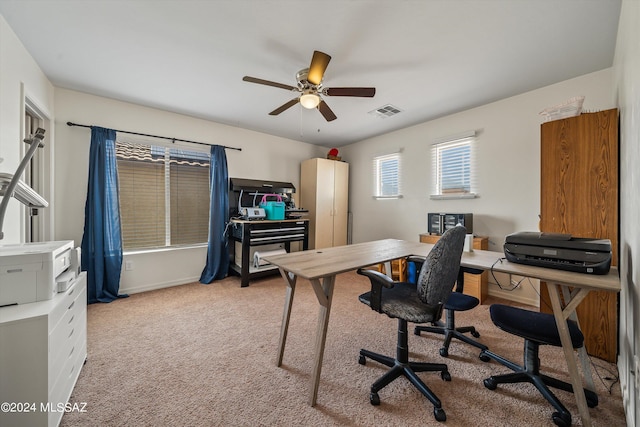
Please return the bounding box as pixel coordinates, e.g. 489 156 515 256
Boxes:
0 240 81 307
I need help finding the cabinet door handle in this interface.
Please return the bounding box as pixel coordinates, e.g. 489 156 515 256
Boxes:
68 301 75 310
68 315 75 324
68 328 74 338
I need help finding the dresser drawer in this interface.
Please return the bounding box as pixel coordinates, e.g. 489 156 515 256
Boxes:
49 337 86 427
50 331 87 408
49 283 86 387
49 302 87 388
47 282 80 331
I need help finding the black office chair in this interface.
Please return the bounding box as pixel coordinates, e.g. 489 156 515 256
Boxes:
356 225 466 422
479 304 598 427
414 266 490 359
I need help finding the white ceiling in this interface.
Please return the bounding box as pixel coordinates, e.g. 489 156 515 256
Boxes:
0 0 622 148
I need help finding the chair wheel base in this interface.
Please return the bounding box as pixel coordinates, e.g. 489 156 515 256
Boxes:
434 407 446 422
586 391 598 408
441 370 451 381
370 391 380 405
439 347 448 357
358 355 366 365
471 330 480 338
483 377 497 390
552 411 571 427
479 352 491 362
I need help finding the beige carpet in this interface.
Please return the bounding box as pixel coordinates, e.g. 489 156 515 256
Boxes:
61 271 625 426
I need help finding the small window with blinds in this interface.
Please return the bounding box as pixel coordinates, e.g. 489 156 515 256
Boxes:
373 152 402 199
431 131 477 199
115 141 210 250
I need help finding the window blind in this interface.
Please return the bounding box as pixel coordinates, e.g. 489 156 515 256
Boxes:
431 132 477 199
373 152 402 199
115 141 210 250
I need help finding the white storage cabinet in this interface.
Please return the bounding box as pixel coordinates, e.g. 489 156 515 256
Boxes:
0 272 87 427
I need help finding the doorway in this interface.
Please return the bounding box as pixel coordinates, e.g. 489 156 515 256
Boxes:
23 99 51 243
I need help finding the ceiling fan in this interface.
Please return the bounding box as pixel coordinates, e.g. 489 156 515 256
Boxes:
242 50 376 122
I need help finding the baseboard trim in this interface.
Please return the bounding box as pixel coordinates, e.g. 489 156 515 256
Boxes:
487 288 539 307
119 276 201 295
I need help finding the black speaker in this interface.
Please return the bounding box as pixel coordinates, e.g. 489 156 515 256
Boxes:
427 213 473 235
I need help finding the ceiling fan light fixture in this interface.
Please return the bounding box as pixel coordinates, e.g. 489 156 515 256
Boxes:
300 92 320 109
243 50 375 121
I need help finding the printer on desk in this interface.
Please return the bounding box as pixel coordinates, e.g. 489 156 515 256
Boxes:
0 240 81 307
503 232 612 275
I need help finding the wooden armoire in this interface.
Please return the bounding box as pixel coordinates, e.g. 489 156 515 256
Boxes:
539 108 618 362
300 158 349 249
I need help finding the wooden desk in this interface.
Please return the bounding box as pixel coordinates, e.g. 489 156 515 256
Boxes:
263 239 426 406
414 244 620 427
264 241 620 427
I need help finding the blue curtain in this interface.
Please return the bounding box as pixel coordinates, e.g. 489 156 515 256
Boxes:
81 127 126 303
200 145 230 283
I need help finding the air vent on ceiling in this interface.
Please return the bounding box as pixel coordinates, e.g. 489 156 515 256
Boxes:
369 104 402 118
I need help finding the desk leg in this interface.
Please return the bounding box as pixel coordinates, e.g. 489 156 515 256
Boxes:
561 287 596 393
308 276 337 407
547 283 592 427
384 261 393 278
276 269 297 367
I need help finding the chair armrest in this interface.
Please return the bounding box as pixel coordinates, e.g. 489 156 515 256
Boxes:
462 266 483 275
357 268 395 312
357 267 396 288
455 266 484 293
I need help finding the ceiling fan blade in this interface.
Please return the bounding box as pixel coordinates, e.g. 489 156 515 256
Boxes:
318 100 337 122
243 76 297 91
307 51 331 85
324 87 376 97
269 98 300 116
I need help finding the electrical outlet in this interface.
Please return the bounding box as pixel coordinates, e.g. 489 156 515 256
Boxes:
125 260 134 271
510 274 524 288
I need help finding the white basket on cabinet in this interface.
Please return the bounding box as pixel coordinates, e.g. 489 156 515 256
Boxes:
539 96 585 122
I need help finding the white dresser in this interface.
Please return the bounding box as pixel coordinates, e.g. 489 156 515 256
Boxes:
0 272 87 427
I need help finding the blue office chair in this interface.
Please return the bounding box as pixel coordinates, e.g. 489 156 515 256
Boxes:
356 225 466 422
480 304 598 427
414 266 490 359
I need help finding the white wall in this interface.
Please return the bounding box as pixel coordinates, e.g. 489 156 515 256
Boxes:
0 15 55 243
2 10 324 294
613 1 640 425
53 88 324 294
341 69 616 306
3 5 639 423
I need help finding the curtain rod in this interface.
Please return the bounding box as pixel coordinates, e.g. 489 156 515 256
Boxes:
66 121 241 151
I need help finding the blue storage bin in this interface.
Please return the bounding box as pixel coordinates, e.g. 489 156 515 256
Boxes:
259 194 285 220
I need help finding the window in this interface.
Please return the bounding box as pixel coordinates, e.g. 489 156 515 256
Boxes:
115 141 210 250
373 152 402 199
431 131 477 199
